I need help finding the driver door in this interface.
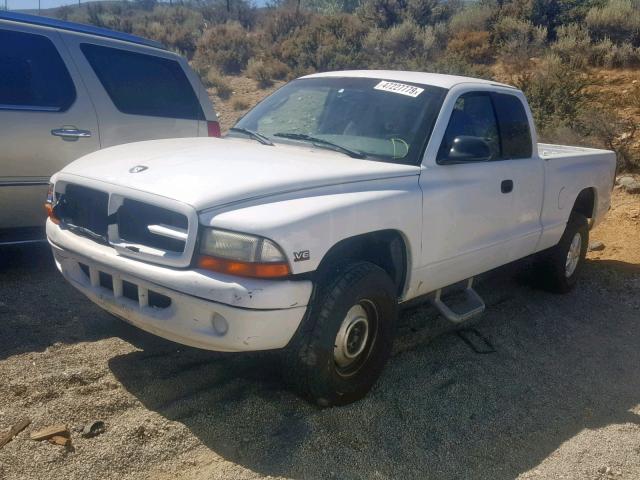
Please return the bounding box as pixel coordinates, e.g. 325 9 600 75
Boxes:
415 91 515 294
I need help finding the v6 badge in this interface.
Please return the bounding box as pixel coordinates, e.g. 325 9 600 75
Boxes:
293 250 310 262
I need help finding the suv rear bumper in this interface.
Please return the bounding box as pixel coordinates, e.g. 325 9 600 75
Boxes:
48 220 312 352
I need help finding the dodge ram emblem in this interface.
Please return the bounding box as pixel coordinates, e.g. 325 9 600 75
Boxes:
129 165 148 173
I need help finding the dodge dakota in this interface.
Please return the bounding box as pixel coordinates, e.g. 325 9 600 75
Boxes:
46 71 617 406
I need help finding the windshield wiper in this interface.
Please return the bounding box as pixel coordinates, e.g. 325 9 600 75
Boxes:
273 132 366 159
229 127 274 146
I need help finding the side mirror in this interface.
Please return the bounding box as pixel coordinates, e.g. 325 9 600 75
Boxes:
443 136 491 163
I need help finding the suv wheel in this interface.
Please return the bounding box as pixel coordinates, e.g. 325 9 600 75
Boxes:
284 261 397 407
535 212 589 293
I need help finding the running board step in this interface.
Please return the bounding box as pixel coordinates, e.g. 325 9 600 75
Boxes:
431 278 485 324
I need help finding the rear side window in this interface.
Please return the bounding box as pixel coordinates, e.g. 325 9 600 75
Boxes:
492 93 532 159
0 29 75 111
81 43 204 121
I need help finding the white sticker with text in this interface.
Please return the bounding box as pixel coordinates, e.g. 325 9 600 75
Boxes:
374 80 424 97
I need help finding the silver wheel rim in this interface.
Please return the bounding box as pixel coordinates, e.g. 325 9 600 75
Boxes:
565 232 582 278
334 302 373 372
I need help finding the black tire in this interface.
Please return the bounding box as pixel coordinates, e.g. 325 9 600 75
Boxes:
534 212 589 293
284 261 398 407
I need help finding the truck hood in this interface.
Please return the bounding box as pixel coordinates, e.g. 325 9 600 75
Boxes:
57 137 420 211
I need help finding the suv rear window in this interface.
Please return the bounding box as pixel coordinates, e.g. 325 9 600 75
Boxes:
0 29 76 111
81 43 204 121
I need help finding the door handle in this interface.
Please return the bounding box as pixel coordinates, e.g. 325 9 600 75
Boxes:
51 127 92 140
501 179 514 193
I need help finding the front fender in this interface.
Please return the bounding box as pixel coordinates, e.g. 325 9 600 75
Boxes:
198 176 422 275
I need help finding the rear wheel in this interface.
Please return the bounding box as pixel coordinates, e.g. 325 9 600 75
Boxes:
284 261 397 407
534 212 589 293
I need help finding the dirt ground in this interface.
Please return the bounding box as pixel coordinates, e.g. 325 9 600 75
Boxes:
0 182 638 480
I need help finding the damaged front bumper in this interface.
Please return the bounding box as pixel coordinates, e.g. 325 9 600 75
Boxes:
47 220 312 352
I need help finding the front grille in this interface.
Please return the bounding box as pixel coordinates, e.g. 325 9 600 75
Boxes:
58 183 189 257
58 184 109 240
117 199 187 253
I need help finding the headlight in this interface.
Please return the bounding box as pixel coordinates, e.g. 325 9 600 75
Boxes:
44 183 60 224
197 228 290 278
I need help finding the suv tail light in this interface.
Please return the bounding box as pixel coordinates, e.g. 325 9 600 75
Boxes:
207 121 221 137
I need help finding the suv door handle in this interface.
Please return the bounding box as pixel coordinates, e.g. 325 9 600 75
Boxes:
51 127 92 139
501 179 514 193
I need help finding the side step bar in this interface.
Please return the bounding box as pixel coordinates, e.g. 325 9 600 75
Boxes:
431 278 485 324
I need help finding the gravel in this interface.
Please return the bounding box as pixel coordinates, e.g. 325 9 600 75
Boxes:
0 190 638 480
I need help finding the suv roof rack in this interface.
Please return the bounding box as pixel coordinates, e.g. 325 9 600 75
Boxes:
0 11 166 50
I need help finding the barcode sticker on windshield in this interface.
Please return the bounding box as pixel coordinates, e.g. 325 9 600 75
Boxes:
374 81 424 97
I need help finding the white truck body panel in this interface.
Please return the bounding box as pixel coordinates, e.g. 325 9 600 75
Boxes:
47 71 617 352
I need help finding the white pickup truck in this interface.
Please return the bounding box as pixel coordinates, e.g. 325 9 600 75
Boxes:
46 71 616 406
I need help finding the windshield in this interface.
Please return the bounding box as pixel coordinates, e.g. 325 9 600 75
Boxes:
233 77 448 165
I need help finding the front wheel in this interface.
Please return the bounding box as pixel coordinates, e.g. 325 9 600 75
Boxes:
284 262 397 407
534 212 589 293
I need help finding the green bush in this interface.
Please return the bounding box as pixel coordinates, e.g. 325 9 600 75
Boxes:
199 0 257 29
357 0 406 28
449 2 494 32
586 0 640 45
280 14 369 71
550 23 591 68
195 22 256 74
589 38 640 67
204 68 234 100
363 21 441 68
246 59 274 88
493 16 547 69
232 98 251 110
132 6 204 57
403 0 460 26
447 30 493 64
511 54 590 133
261 9 311 43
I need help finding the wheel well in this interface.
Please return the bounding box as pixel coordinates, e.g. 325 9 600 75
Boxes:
315 230 408 297
572 188 595 219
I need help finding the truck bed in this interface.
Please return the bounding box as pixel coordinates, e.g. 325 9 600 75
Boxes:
538 143 613 160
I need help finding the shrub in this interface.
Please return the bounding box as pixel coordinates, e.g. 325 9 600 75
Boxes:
446 30 493 64
199 0 257 29
357 0 406 29
403 0 460 27
264 58 291 80
511 54 591 133
586 0 640 46
261 9 311 43
550 23 591 68
576 107 639 172
493 16 547 69
280 14 368 71
589 38 640 67
448 2 494 32
428 52 493 78
133 6 204 57
363 21 443 69
530 0 601 39
194 22 256 74
232 98 251 110
204 68 233 99
246 59 274 88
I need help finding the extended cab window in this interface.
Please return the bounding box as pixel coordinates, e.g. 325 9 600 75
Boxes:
492 93 532 159
81 44 203 121
0 29 75 111
437 92 500 163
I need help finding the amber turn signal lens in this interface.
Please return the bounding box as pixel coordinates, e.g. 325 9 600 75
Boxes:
44 203 60 225
197 255 290 278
